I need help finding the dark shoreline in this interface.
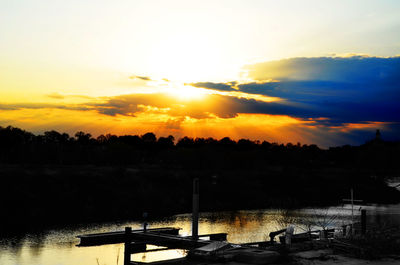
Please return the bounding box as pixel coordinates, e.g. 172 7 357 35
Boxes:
2 126 399 234
2 164 399 235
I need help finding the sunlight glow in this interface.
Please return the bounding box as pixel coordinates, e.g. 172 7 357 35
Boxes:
147 34 223 82
162 83 208 101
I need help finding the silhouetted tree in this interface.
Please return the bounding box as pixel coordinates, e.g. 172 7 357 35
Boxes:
97 134 107 144
158 135 175 148
177 136 195 147
75 131 92 144
237 139 255 149
218 137 235 147
141 132 156 143
44 130 69 143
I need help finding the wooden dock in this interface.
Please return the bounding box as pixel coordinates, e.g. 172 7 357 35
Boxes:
77 227 181 246
77 227 228 265
77 227 227 248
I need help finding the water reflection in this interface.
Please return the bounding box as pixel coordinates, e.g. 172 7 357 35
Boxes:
0 206 399 265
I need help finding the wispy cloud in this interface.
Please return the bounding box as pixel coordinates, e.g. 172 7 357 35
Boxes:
46 93 65 99
129 75 152 81
189 81 237 92
0 102 91 111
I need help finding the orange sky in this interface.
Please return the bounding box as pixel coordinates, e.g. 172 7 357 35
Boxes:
1 1 399 147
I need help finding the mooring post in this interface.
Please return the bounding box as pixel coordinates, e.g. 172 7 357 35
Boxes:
124 227 132 265
285 226 294 247
361 209 367 235
342 188 363 236
143 212 148 233
350 188 354 235
192 178 199 241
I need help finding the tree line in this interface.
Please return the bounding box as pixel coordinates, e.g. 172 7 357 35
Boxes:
0 125 399 173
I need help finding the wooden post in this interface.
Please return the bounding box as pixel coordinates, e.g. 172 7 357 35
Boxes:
192 178 199 240
124 227 132 265
285 226 294 247
361 209 367 235
350 189 354 235
143 212 148 233
342 188 363 236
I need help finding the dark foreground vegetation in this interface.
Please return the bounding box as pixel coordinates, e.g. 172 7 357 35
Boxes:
1 126 399 233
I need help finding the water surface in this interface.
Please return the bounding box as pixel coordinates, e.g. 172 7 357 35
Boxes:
1 205 399 265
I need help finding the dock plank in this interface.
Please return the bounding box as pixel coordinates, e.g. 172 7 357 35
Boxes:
77 227 180 246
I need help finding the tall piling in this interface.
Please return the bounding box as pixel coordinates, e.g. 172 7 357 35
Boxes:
361 209 367 235
124 227 132 265
192 178 199 240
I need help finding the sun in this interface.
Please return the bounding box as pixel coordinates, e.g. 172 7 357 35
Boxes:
163 83 208 101
147 34 223 82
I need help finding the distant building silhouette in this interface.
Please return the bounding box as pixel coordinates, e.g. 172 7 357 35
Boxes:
375 129 381 141
371 129 383 145
364 129 385 147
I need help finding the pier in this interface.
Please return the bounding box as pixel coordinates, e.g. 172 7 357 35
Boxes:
76 183 386 264
77 226 282 265
77 227 230 265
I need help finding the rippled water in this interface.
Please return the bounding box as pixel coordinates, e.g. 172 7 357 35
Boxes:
1 205 399 265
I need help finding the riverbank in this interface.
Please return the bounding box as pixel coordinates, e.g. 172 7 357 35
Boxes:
1 164 399 233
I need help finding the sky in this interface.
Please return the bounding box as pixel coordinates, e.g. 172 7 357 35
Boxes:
1 0 400 147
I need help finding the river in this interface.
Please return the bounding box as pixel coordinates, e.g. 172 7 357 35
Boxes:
1 202 400 265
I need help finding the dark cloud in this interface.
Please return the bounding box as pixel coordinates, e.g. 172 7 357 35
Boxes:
83 93 316 120
0 102 91 111
129 75 152 81
248 57 400 124
182 56 400 129
189 82 237 92
85 92 399 145
245 56 400 83
186 56 400 126
86 93 173 117
2 56 399 138
0 104 19 110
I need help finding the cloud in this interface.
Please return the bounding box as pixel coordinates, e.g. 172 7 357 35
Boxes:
244 57 400 124
46 93 65 99
129 75 152 81
165 118 184 130
186 56 400 126
2 56 399 144
0 104 19 110
189 81 237 92
0 102 91 111
244 56 400 83
83 93 313 120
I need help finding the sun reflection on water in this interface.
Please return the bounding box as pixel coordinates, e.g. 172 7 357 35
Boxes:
1 207 399 265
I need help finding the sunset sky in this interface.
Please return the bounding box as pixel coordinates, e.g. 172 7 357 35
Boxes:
1 0 400 147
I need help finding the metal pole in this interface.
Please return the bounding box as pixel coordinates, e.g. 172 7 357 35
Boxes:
192 178 199 240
